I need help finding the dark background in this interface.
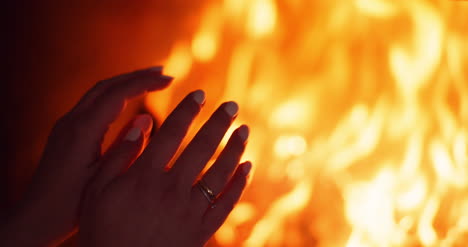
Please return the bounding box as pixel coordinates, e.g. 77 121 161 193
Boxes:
4 0 206 229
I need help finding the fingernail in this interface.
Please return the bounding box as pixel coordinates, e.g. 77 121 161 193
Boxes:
238 125 249 142
124 127 141 142
148 66 163 73
224 101 239 117
242 161 252 176
160 75 174 82
192 90 206 105
133 114 153 136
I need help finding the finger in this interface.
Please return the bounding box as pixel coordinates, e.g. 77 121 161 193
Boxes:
91 115 153 192
200 125 249 193
133 90 206 173
49 68 166 177
191 125 249 211
83 72 172 136
171 101 239 189
72 66 163 114
201 161 252 235
103 114 154 155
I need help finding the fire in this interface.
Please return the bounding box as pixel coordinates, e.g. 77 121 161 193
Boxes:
146 0 468 246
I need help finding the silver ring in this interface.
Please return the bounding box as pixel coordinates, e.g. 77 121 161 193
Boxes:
196 179 216 204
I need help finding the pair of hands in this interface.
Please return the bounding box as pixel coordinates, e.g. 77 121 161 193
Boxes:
1 67 251 247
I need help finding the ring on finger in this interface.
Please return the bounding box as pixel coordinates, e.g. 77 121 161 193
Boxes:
196 178 217 206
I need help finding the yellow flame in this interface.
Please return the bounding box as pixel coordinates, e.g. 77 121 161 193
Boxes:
274 135 307 158
247 0 277 38
192 31 218 62
270 99 314 129
164 42 192 80
148 0 468 246
389 1 443 97
192 6 221 62
243 182 311 247
355 0 398 18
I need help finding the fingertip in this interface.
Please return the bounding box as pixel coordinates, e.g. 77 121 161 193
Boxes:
148 65 164 74
240 161 252 176
148 66 164 74
145 69 174 90
158 75 174 88
191 89 206 105
223 101 239 118
159 75 174 83
238 161 253 186
124 127 142 142
133 114 154 137
236 125 249 143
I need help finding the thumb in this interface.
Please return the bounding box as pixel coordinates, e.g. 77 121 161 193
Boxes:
91 114 153 192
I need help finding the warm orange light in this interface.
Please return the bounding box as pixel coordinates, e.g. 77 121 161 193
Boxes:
246 0 277 38
274 135 307 158
164 42 192 81
192 31 218 62
148 0 468 246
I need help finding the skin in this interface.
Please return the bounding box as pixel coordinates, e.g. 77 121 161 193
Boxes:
0 67 251 247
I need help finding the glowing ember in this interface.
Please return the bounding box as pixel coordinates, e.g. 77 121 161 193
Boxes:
146 0 468 246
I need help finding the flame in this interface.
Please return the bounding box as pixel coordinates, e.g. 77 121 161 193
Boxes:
246 0 277 38
147 0 468 246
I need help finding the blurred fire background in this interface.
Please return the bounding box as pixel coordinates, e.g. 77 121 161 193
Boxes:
4 0 468 246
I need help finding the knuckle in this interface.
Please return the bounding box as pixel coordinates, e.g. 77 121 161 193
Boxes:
52 112 76 133
54 115 69 130
50 113 81 142
94 79 109 90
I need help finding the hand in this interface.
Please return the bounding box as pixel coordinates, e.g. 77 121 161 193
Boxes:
79 90 251 247
0 67 173 246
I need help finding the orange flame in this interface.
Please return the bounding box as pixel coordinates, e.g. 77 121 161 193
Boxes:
147 0 468 246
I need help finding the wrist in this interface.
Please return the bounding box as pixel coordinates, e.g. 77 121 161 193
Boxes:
0 201 72 247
